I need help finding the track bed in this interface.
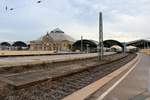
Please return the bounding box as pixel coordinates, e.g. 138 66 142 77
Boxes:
0 53 136 100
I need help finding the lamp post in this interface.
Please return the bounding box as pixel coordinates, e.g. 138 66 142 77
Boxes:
144 41 146 49
81 36 83 53
86 44 89 53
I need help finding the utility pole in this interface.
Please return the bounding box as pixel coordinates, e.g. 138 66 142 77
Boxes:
81 36 83 53
86 44 89 53
144 41 146 49
98 12 104 61
147 41 148 49
124 42 126 54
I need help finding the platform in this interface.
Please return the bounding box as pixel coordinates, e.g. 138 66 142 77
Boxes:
0 52 114 67
0 70 51 89
90 54 150 100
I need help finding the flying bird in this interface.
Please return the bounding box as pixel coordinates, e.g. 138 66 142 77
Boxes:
37 1 42 3
10 8 14 10
5 6 8 11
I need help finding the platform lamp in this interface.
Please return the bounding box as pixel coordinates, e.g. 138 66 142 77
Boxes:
86 44 89 53
147 41 149 49
147 38 150 49
81 36 83 53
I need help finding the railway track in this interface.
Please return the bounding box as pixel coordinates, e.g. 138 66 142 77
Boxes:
1 53 136 100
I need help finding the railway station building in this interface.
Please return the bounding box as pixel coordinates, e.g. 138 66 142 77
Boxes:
29 28 75 51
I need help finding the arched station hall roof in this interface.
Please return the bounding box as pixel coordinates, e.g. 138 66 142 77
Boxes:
12 41 27 47
72 39 98 51
127 39 150 48
72 39 124 49
0 42 11 46
103 39 124 48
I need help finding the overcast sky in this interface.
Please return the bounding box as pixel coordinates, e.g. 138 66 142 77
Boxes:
0 0 150 42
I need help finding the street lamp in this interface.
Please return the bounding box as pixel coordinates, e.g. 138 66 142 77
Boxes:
81 36 83 53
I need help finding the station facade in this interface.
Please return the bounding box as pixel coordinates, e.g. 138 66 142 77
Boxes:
29 28 75 51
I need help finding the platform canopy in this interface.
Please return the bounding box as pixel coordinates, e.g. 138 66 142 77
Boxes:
103 39 124 48
12 41 27 47
127 39 150 49
0 42 11 46
72 39 125 52
72 39 98 52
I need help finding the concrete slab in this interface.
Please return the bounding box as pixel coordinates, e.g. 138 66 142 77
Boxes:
0 70 51 89
0 50 54 56
129 91 150 100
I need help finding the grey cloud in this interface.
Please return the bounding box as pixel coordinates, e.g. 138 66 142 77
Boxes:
0 0 150 41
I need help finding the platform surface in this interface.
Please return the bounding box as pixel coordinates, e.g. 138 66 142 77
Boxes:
0 70 51 89
97 54 150 100
0 52 114 67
